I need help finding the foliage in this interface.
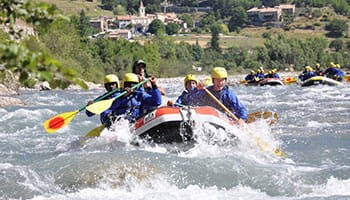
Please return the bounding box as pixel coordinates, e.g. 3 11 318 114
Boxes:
228 7 248 32
329 39 343 51
166 23 180 35
179 14 193 28
210 24 222 53
325 19 349 37
0 0 87 89
148 19 165 35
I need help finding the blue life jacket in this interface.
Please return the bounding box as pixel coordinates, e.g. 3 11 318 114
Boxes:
298 71 316 81
173 90 190 107
101 88 161 124
184 85 248 121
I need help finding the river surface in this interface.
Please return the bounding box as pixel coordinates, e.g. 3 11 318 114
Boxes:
1 79 350 200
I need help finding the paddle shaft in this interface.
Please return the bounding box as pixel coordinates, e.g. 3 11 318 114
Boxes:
105 78 150 103
203 87 285 156
203 87 240 121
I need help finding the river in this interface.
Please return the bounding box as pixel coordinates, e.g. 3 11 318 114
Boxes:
1 79 350 200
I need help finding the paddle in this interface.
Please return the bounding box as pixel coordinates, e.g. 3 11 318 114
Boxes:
203 87 285 157
283 77 297 84
86 78 150 115
248 111 278 125
175 103 279 125
344 76 350 83
43 87 120 133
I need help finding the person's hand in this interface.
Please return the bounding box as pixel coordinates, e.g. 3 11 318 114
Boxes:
87 100 93 106
167 100 174 106
124 87 134 96
196 82 205 90
149 75 158 87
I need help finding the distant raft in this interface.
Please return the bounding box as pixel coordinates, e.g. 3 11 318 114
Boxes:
301 76 343 87
258 78 284 86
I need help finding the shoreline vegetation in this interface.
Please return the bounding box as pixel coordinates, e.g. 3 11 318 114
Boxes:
1 0 350 104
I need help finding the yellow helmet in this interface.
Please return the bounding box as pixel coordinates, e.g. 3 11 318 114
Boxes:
305 66 312 70
250 70 255 74
272 69 277 73
257 69 261 73
122 73 139 88
211 67 227 79
316 63 320 67
203 77 212 86
329 62 335 67
104 74 120 86
335 64 341 68
184 74 198 87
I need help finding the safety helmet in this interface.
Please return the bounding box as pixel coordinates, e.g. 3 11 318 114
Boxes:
104 74 120 87
132 59 146 71
272 69 277 73
250 70 255 74
184 74 198 87
305 66 312 70
211 67 228 79
315 63 320 67
122 73 139 88
335 64 341 69
329 62 335 67
203 77 212 86
257 69 261 73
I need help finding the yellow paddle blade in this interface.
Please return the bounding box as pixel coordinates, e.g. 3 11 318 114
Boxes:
85 124 106 137
248 111 279 125
344 76 350 83
283 77 297 84
240 80 248 84
256 137 285 157
43 110 79 133
86 98 115 114
80 124 106 146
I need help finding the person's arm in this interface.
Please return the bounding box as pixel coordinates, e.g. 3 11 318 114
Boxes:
225 90 248 122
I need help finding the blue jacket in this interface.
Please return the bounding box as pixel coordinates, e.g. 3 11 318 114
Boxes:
245 74 255 81
173 90 190 107
183 85 248 121
101 88 161 124
298 71 316 81
86 90 121 124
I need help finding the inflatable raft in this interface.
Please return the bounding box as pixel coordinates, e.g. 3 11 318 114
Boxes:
258 78 284 86
132 106 236 144
301 76 343 87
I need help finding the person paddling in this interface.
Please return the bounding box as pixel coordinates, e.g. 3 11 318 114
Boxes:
183 67 248 124
167 74 198 107
85 74 121 124
298 66 316 81
324 62 344 81
133 59 167 95
101 73 162 126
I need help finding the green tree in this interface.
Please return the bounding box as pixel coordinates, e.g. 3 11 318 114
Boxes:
148 19 165 35
210 24 222 53
329 39 343 52
325 19 349 37
180 14 193 28
228 7 248 32
0 0 86 89
166 23 180 35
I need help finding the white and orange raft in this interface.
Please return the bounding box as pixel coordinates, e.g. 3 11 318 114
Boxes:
132 106 236 144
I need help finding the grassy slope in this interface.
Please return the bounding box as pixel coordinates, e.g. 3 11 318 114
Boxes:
36 0 114 17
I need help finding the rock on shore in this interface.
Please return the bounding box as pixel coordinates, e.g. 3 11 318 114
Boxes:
0 84 27 107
